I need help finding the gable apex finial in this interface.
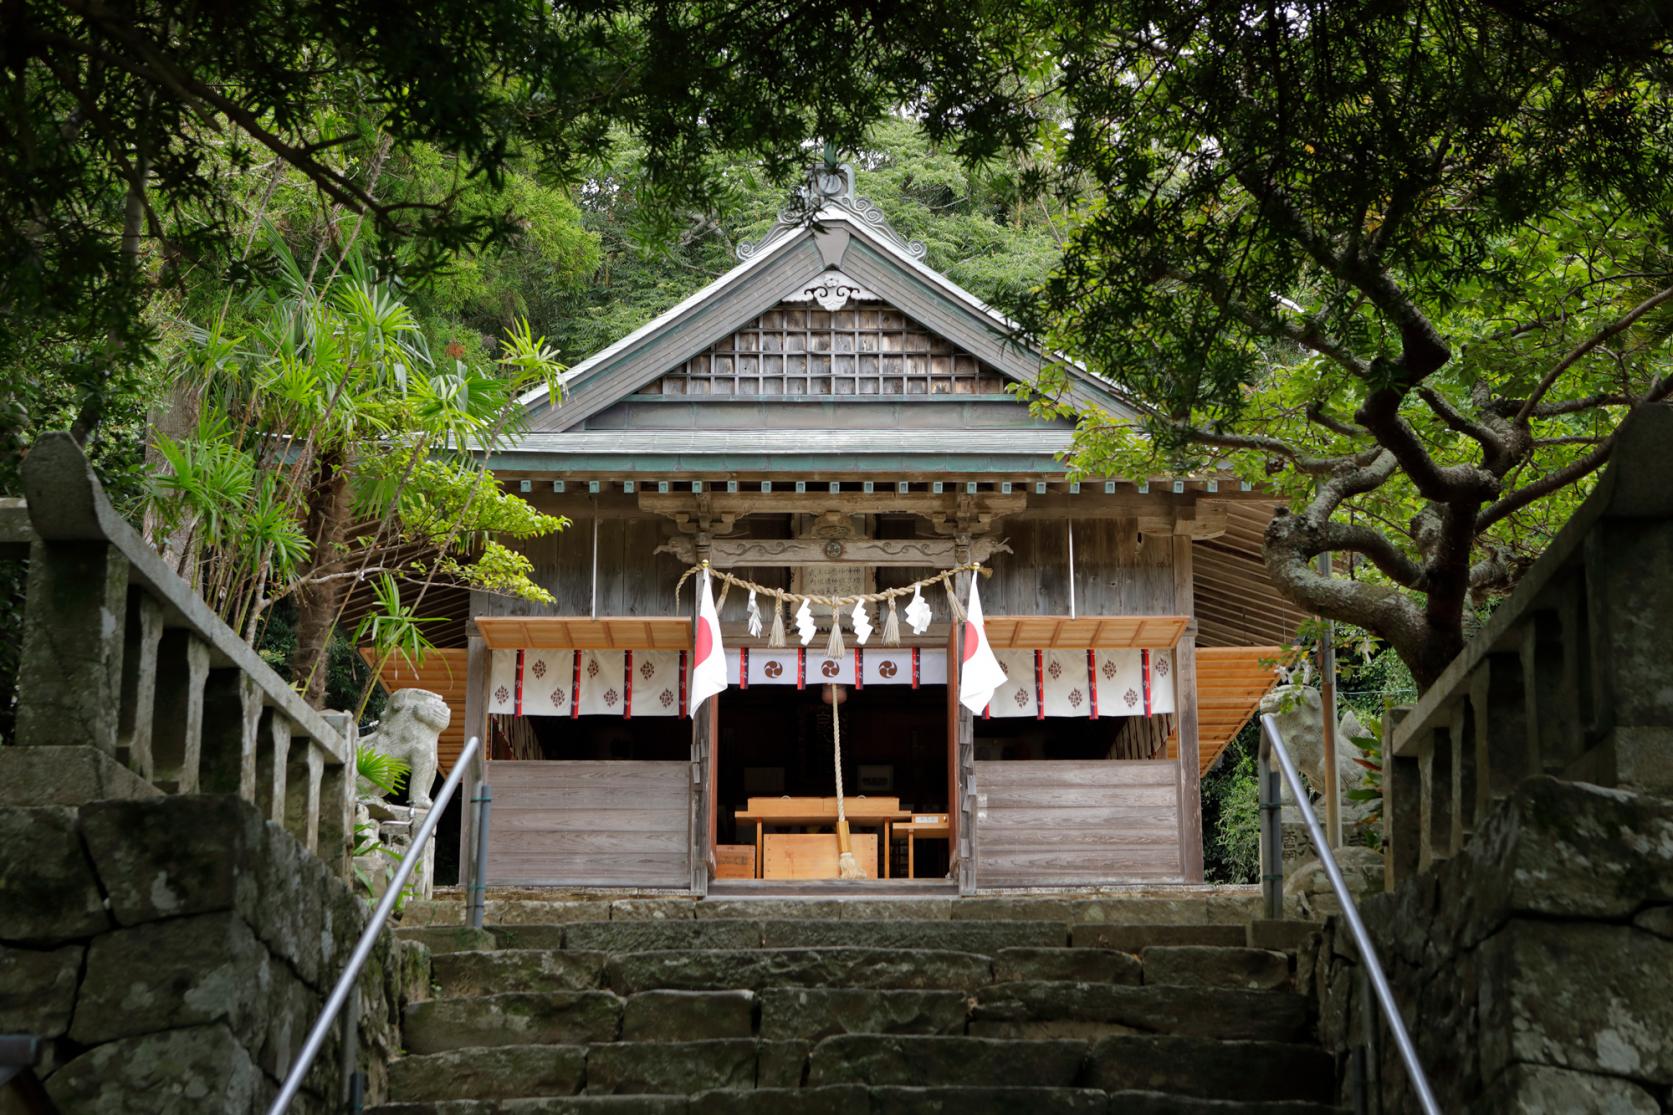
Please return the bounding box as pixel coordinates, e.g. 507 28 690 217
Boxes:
737 161 927 263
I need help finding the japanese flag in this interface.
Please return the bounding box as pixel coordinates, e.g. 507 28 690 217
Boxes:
689 568 728 711
957 576 1008 715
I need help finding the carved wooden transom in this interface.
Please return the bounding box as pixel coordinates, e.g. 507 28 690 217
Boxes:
636 301 1007 397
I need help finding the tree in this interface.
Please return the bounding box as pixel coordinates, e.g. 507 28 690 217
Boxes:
0 0 1040 466
545 117 1066 362
146 238 567 704
988 1 1673 685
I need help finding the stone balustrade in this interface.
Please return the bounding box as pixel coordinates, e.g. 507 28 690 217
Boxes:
5 433 353 875
1382 402 1673 888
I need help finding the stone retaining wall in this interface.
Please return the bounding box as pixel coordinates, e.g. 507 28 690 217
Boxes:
0 794 430 1113
1304 776 1673 1113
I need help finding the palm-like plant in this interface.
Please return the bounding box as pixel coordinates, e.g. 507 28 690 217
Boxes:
146 228 568 708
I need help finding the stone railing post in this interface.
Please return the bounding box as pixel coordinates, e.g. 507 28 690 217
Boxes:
12 432 358 881
319 711 358 877
14 540 129 753
115 592 164 779
151 631 210 793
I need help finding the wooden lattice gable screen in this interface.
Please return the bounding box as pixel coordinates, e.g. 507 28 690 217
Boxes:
635 300 1008 397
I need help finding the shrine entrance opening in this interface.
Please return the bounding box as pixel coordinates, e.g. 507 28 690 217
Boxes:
714 672 952 882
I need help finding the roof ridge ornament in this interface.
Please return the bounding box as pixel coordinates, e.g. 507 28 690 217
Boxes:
736 162 928 263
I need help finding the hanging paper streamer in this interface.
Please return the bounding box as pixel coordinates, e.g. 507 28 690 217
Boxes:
746 589 763 638
674 562 986 637
904 584 932 635
850 599 873 645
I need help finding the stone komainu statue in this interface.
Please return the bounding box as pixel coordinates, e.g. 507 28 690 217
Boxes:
366 688 450 808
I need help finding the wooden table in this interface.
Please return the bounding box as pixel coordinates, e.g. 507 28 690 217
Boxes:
890 814 951 879
734 797 913 879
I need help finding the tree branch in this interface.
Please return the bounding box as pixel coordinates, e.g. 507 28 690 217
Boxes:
1166 267 1371 376
1515 281 1673 422
1235 169 1451 382
1476 440 1613 530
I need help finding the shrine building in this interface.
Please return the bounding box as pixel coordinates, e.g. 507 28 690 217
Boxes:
374 165 1306 895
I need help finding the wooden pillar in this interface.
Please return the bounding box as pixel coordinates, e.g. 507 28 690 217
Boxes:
692 695 717 895
951 550 977 893
458 634 490 896
1172 537 1204 883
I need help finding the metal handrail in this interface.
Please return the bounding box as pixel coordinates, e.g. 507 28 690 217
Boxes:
268 735 482 1115
1258 713 1441 1115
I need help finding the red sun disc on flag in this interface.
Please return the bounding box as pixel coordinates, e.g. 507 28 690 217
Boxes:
694 617 715 666
962 621 981 662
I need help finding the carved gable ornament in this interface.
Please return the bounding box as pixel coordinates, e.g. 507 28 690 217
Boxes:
785 269 879 312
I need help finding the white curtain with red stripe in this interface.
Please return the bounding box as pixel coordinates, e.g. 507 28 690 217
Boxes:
486 646 1175 718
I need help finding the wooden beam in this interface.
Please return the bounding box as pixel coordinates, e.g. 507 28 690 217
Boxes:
638 490 1028 519
654 536 1009 568
1173 537 1205 882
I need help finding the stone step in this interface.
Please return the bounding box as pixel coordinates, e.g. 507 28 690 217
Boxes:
622 991 756 1041
604 948 994 994
804 1034 1086 1087
993 947 1143 984
372 1091 1339 1115
404 992 623 1054
1070 923 1248 951
585 1039 761 1094
757 988 971 1040
1139 946 1291 990
758 919 1067 951
400 890 1277 930
1084 1035 1336 1103
968 981 1311 1042
370 1099 686 1113
433 950 609 995
395 925 498 954
389 1046 586 1102
474 919 1074 954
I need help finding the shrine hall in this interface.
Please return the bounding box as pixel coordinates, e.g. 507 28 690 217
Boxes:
370 164 1307 895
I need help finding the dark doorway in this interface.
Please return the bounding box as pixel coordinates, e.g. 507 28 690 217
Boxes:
716 684 951 879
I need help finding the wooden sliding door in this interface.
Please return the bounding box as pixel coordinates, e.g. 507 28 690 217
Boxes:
486 760 691 887
972 758 1182 885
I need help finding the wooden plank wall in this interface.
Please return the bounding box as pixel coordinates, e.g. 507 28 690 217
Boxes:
973 759 1182 885
473 516 689 619
989 519 1176 616
485 760 691 887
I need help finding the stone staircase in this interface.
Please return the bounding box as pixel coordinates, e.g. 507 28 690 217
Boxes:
375 894 1336 1113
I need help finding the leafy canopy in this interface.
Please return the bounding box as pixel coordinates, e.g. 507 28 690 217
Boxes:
979 1 1673 683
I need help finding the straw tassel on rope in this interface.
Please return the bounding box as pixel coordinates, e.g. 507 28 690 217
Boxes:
882 595 901 646
768 593 787 648
944 578 967 623
824 605 845 660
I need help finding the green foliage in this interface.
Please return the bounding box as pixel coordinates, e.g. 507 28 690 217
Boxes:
354 574 445 677
989 3 1673 686
0 1 1041 457
356 744 411 800
1201 724 1263 885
